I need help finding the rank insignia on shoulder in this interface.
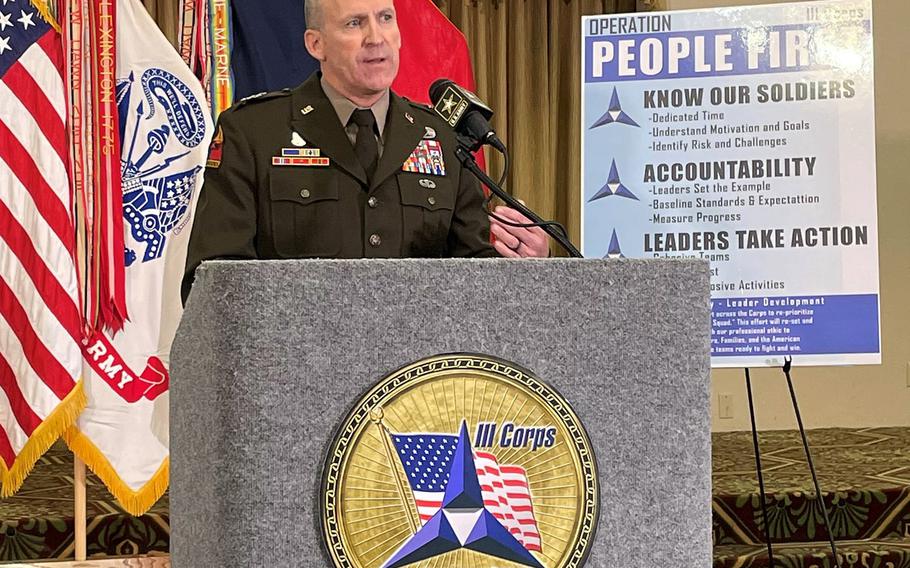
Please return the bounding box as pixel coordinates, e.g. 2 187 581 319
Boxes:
206 126 223 168
240 91 268 103
402 139 445 176
301 105 314 115
234 88 290 109
272 156 330 167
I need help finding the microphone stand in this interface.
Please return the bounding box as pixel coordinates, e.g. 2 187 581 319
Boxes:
454 144 584 258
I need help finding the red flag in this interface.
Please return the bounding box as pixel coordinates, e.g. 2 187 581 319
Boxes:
392 0 477 105
392 0 487 172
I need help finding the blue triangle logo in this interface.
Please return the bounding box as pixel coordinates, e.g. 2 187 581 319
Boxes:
382 512 461 568
381 420 543 568
603 229 624 259
441 423 485 509
590 87 639 128
464 509 544 567
589 160 638 202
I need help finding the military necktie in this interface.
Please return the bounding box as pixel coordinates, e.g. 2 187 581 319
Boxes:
350 109 378 182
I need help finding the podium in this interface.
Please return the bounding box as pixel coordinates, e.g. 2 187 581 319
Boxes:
170 258 711 567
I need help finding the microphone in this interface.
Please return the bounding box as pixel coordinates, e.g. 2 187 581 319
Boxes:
429 79 506 153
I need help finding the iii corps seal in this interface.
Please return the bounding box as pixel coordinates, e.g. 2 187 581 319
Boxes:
322 354 598 568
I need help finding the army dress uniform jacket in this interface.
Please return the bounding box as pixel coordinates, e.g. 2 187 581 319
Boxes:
181 74 497 302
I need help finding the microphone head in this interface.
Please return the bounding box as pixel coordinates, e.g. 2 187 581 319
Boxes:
428 78 499 152
429 78 454 104
430 80 468 127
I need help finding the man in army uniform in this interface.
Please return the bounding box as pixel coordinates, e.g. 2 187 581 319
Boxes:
182 0 548 303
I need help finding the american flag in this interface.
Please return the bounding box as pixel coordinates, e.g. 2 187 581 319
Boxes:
0 6 83 491
392 433 542 552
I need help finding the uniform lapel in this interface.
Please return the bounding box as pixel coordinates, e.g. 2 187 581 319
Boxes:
288 75 368 186
370 93 423 191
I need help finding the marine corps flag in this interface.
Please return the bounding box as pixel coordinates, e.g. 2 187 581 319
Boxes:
391 0 477 106
64 0 212 514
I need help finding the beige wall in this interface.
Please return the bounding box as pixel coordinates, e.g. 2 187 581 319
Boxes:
663 0 910 431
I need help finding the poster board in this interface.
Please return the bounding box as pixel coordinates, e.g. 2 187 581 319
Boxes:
581 0 880 367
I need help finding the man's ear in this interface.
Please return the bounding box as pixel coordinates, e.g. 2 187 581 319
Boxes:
305 29 325 61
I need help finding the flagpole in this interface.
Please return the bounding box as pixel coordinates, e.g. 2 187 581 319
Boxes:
74 454 87 561
370 408 420 534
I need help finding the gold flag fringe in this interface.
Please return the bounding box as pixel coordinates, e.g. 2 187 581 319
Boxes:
64 427 169 516
0 382 87 496
28 0 61 33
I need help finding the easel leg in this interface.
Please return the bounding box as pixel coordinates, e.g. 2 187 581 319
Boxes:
745 367 776 567
781 357 841 568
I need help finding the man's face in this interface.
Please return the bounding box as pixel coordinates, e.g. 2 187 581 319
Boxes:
306 0 401 101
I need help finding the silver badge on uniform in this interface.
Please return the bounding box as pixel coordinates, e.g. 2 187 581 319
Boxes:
423 127 436 139
291 132 306 147
418 178 437 189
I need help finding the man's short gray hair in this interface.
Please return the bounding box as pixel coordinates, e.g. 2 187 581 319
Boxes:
305 0 323 30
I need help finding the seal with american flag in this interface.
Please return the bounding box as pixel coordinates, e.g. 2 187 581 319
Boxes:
322 354 598 568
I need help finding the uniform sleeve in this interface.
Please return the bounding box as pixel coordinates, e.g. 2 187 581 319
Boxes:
447 160 500 258
181 112 259 304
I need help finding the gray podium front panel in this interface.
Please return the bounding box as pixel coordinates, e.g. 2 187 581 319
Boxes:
170 258 711 567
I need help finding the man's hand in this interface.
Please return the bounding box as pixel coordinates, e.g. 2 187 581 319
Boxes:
488 206 549 258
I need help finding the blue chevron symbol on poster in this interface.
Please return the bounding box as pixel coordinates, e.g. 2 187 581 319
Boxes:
589 87 639 128
603 230 624 259
589 160 638 202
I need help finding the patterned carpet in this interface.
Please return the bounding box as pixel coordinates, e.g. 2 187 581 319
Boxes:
7 555 169 567
0 428 907 565
713 427 910 567
0 442 168 562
